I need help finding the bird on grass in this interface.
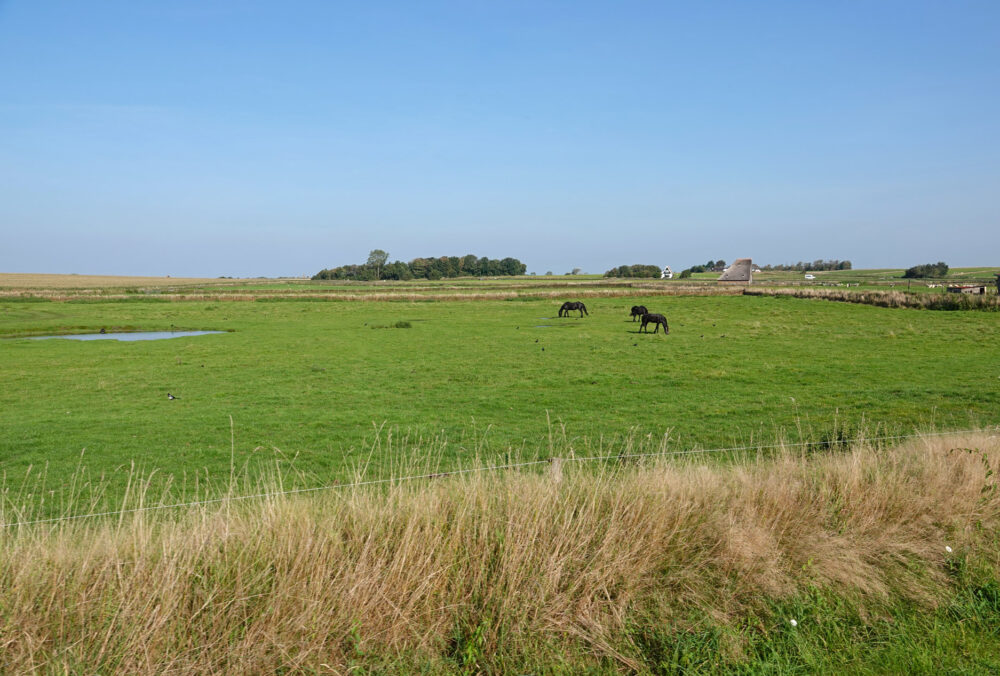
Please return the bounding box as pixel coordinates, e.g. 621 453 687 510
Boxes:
167 393 179 400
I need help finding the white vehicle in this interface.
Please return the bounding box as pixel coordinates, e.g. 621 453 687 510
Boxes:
804 274 816 280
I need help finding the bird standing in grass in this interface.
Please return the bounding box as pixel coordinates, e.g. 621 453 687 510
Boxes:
167 393 178 400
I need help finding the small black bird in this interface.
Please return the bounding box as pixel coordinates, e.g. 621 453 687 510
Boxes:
99 328 106 334
535 339 539 343
167 393 178 400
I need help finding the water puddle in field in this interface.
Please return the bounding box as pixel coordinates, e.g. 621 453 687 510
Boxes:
27 331 225 342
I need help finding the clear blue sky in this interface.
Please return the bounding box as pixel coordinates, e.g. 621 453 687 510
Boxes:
2 1 998 277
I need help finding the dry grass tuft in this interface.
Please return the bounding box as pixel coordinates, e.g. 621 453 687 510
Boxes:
1 432 999 671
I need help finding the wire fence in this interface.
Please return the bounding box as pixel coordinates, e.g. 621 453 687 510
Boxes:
1 428 992 530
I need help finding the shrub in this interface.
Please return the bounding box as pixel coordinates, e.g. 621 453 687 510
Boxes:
604 264 662 278
904 262 949 279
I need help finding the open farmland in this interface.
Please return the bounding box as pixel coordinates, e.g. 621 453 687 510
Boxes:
3 274 1000 672
2 274 999 511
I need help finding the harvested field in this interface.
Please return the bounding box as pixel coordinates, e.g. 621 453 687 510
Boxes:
0 272 240 289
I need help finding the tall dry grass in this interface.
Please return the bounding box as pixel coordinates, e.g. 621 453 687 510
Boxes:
1 431 999 672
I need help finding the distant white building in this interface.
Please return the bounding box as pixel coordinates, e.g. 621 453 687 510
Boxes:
661 266 674 279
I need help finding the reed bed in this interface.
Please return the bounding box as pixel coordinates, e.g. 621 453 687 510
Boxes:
1 431 998 672
745 286 1000 310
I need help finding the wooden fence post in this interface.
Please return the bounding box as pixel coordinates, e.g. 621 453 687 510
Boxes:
548 457 563 483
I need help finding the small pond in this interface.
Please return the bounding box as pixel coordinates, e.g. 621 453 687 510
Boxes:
28 331 225 342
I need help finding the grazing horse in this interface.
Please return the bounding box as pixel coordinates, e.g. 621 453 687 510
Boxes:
630 305 648 321
558 301 589 317
639 312 669 334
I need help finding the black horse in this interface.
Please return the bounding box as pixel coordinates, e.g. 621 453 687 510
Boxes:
630 305 648 321
558 301 589 317
639 313 669 334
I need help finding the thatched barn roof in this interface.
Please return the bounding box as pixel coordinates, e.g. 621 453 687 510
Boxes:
718 258 753 283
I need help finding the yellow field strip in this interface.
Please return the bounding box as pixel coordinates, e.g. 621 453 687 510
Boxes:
0 273 274 289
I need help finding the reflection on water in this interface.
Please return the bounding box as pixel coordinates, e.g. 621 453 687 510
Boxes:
28 331 225 342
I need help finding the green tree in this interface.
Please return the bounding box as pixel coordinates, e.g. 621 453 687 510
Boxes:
366 249 390 280
903 262 949 279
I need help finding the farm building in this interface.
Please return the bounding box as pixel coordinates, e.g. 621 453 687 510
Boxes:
718 258 753 284
947 285 988 295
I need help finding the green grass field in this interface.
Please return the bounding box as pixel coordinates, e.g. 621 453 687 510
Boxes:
3 286 999 507
4 274 1000 673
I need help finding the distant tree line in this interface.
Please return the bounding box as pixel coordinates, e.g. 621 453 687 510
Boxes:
312 252 527 281
677 259 728 278
903 262 949 279
673 258 852 279
759 259 852 272
603 264 662 278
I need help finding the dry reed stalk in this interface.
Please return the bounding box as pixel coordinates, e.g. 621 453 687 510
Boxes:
0 432 998 672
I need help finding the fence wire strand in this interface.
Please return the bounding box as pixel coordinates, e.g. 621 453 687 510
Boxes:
1 428 990 530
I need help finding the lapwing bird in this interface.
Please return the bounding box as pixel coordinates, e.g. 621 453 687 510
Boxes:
167 393 179 400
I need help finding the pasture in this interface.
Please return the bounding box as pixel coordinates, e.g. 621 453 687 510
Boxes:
2 281 999 510
4 275 1000 672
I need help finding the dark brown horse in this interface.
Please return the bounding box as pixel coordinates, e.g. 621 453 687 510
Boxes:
639 312 669 334
630 305 648 321
559 301 589 317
